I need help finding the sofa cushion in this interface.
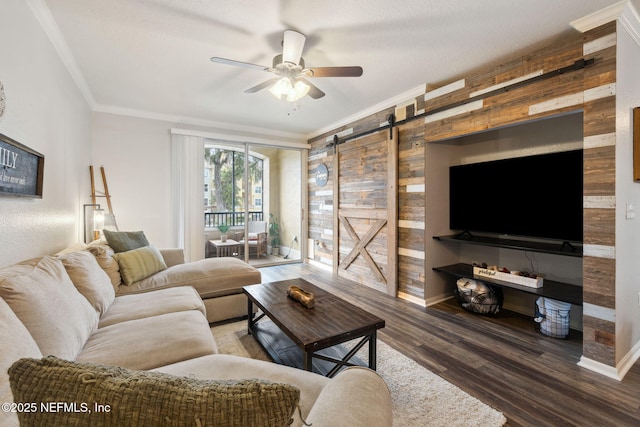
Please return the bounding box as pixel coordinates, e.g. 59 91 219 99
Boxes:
0 256 98 360
86 242 121 288
118 257 261 298
98 286 205 328
77 310 216 370
0 297 42 427
306 367 393 427
155 354 329 427
9 356 300 427
113 245 167 285
59 250 115 315
103 229 149 253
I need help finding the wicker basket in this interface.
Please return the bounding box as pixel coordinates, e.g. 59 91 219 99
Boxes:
455 278 504 315
534 297 571 338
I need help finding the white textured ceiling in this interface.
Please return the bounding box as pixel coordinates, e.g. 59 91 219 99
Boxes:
41 0 627 139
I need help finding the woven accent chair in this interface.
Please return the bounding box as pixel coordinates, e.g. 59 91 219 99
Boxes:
241 221 267 258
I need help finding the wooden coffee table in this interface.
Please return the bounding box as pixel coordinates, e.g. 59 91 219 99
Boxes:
243 278 385 377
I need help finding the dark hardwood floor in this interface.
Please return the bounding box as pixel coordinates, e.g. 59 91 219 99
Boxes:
258 262 640 427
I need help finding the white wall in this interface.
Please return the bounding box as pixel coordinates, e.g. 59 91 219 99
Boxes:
278 149 302 256
427 113 585 327
615 20 640 364
0 0 92 266
91 113 174 247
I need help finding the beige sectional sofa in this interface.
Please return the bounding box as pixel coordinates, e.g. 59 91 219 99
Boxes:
84 239 262 324
0 246 393 426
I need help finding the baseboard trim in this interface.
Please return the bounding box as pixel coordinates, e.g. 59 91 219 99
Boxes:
578 338 640 381
398 291 427 307
577 357 622 380
425 293 455 307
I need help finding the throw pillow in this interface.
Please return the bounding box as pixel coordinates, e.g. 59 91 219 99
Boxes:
59 250 116 315
9 356 300 427
86 242 122 288
103 230 149 253
0 256 98 360
113 245 167 285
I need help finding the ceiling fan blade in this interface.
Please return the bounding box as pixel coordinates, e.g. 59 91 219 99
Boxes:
306 66 363 78
282 30 306 65
244 78 281 93
210 57 269 72
299 78 325 99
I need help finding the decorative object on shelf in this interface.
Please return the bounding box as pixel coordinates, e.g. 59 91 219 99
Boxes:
472 263 543 288
0 133 45 198
0 81 6 118
315 162 328 187
217 223 230 242
268 213 280 256
287 285 315 309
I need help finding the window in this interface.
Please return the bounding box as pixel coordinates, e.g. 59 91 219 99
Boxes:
204 146 264 227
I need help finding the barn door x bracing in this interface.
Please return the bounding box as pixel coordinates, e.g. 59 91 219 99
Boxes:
333 128 398 295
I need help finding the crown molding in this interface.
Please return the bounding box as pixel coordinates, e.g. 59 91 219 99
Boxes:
572 1 640 47
570 0 628 32
94 104 307 143
306 84 426 141
619 1 640 46
26 0 96 109
170 128 310 150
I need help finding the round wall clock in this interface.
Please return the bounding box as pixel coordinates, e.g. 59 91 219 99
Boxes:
0 81 5 118
315 163 329 187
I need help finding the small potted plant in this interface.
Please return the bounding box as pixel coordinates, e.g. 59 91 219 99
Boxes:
268 214 280 256
217 223 230 242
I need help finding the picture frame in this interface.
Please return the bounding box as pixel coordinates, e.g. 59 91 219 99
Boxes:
635 107 640 182
0 133 45 198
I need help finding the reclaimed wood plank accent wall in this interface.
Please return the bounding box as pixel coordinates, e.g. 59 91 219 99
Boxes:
308 22 617 367
330 128 398 294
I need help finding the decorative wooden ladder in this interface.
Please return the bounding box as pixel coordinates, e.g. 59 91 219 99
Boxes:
89 165 118 240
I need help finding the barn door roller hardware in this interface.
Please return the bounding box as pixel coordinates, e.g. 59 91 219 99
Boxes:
328 57 595 148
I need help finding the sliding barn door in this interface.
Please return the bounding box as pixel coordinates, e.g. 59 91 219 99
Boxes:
333 128 398 295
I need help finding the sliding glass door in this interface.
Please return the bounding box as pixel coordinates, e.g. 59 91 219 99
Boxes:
204 140 304 266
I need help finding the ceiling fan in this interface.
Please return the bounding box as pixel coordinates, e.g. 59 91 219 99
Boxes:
211 30 363 101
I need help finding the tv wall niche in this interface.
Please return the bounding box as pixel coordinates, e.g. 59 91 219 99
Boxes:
449 149 583 243
435 112 585 245
428 112 585 326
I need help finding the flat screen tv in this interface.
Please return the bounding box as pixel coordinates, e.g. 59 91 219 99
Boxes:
449 149 583 242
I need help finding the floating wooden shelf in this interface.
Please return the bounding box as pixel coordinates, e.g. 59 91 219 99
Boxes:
433 263 583 306
433 233 583 257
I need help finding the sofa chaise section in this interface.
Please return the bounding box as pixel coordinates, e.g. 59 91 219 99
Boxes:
86 238 262 324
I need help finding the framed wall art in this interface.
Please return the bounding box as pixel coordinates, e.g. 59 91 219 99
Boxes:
0 133 45 198
635 107 640 182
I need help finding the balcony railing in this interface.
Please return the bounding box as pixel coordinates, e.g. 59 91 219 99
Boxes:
204 211 263 228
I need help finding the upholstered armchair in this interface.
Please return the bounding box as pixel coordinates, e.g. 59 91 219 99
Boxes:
240 221 267 258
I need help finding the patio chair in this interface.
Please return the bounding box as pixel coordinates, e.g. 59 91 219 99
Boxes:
240 221 267 258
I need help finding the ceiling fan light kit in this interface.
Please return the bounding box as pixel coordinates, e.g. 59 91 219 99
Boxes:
211 30 363 103
268 78 310 102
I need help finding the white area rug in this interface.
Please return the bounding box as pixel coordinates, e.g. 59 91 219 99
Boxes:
212 321 506 427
